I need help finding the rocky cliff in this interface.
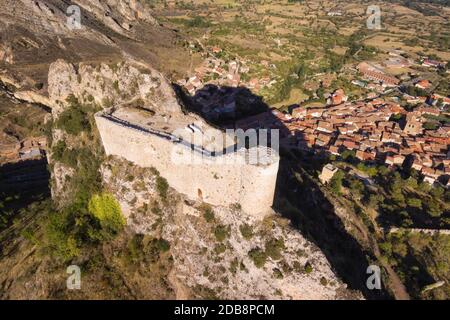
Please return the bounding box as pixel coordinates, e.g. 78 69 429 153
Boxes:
39 58 361 299
0 0 190 96
0 0 363 300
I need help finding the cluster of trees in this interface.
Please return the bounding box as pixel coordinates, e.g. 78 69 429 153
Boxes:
45 192 125 260
403 85 429 97
380 231 450 299
328 157 449 228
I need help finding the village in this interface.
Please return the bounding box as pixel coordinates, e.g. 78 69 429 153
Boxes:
177 46 449 188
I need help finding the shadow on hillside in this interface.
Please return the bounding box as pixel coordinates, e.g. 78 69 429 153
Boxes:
0 158 50 216
175 83 391 300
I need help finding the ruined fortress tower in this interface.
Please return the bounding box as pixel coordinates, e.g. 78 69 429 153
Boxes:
95 105 280 219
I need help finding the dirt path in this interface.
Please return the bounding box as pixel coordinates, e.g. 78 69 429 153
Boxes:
373 245 410 300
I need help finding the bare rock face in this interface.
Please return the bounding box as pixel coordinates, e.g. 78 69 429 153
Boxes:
47 60 79 115
101 157 362 300
0 0 187 92
46 58 184 203
0 44 13 64
0 132 20 161
74 0 157 36
48 59 181 116
2 0 155 38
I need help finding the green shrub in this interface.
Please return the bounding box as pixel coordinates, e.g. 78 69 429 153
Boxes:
229 258 239 274
151 201 162 215
186 16 211 28
51 140 67 161
57 104 90 135
156 176 169 199
113 80 120 94
214 243 227 254
153 238 171 252
248 248 267 268
45 210 81 261
330 170 345 194
273 268 284 279
51 140 78 168
231 203 242 211
149 167 160 176
202 205 215 223
88 193 125 235
265 238 285 261
214 225 230 242
144 238 171 263
430 186 444 199
126 234 144 263
425 198 443 217
407 198 422 209
304 262 313 274
239 223 254 240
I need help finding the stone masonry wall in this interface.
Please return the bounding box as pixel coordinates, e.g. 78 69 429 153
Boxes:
95 114 280 219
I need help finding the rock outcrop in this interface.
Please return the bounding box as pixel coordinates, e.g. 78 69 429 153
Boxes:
0 0 189 94
0 1 366 300
48 59 180 116
42 57 362 299
101 157 360 300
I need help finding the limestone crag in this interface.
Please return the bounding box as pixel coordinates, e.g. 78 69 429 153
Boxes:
74 0 158 35
102 157 361 300
48 59 180 117
0 0 186 94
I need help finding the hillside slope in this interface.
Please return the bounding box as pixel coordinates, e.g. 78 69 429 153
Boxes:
0 0 389 300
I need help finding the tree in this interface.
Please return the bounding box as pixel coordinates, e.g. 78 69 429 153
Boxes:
349 178 365 197
56 98 91 135
389 173 406 208
248 248 267 268
425 198 442 218
330 170 345 195
430 186 444 199
405 177 418 189
341 149 355 161
407 198 422 209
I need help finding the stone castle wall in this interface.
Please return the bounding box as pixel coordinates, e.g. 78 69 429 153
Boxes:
95 113 280 219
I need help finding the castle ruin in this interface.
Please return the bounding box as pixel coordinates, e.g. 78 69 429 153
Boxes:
95 106 280 219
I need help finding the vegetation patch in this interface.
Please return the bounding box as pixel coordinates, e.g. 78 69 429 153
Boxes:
248 247 267 268
214 225 230 242
88 193 125 236
264 237 285 261
201 204 215 223
239 223 254 240
156 176 169 199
